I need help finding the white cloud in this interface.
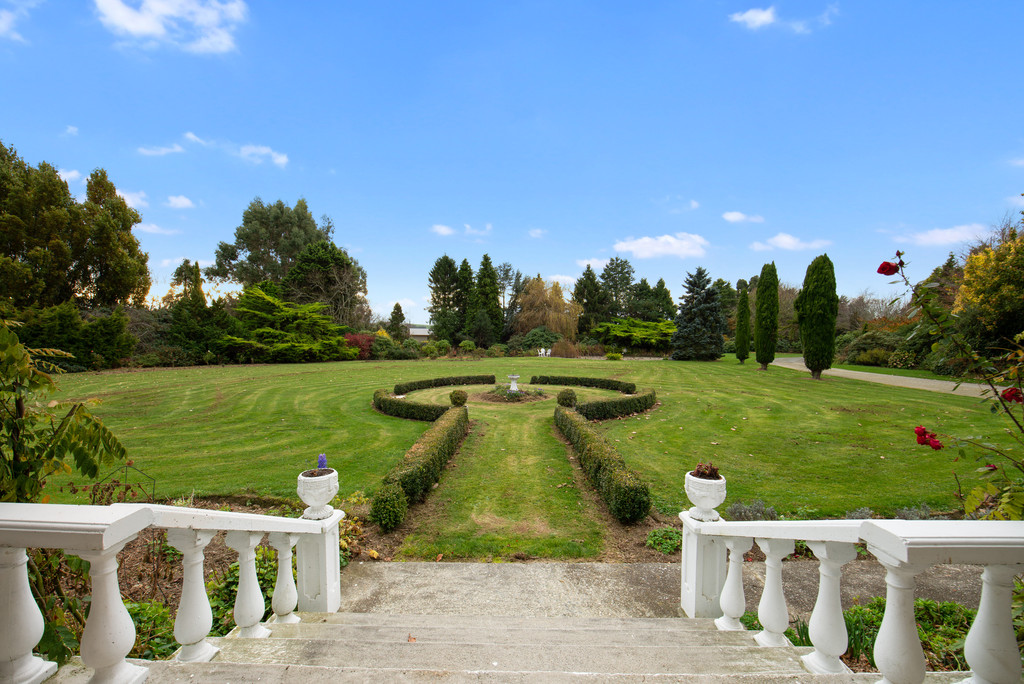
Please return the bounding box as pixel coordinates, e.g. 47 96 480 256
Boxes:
393 298 417 310
896 224 988 246
138 223 181 235
614 232 709 259
238 144 288 167
464 223 492 236
547 275 576 287
750 232 831 251
528 228 545 239
59 169 82 184
1010 158 1024 167
0 0 40 42
166 195 194 208
117 189 148 208
184 131 209 145
64 125 78 136
431 224 455 236
139 142 184 156
576 258 609 271
729 6 776 30
689 199 700 210
723 211 765 223
93 0 248 54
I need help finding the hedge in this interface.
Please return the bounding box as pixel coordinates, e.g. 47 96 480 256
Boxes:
553 406 651 523
372 389 449 422
374 406 470 531
529 375 636 394
576 389 657 421
393 375 496 396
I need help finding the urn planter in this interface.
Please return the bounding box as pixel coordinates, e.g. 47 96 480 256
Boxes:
684 471 726 521
297 468 339 520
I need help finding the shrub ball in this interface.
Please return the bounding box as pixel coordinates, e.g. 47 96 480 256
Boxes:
557 388 577 407
370 482 408 533
449 389 468 406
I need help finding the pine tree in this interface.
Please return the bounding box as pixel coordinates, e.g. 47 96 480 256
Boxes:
652 278 676 320
795 254 838 379
386 303 407 341
475 254 503 340
599 257 634 317
572 265 611 334
754 262 779 370
427 255 459 343
454 259 475 338
735 287 750 363
670 267 726 361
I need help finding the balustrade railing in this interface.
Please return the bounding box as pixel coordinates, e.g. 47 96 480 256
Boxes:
0 501 343 684
681 509 1024 684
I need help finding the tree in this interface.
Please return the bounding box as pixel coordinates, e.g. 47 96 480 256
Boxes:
712 279 738 318
496 261 515 309
501 269 525 341
572 265 611 334
670 267 727 361
0 142 151 308
427 255 459 344
474 254 503 340
754 262 779 370
206 198 331 286
735 287 750 364
651 278 676 320
516 276 581 340
794 255 839 379
953 223 1024 352
599 257 634 317
467 309 496 348
454 259 475 337
282 241 369 328
386 303 407 341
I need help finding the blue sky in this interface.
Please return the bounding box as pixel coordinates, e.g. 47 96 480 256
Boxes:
3 1 1023 324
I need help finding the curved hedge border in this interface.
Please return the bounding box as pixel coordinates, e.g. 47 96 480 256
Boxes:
530 375 636 395
577 389 657 421
554 406 651 523
394 375 495 396
371 406 470 529
373 389 449 422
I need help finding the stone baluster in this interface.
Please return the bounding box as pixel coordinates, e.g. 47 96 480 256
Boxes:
297 511 343 612
268 532 300 624
77 540 149 684
960 564 1022 684
714 537 753 631
802 541 858 674
165 528 219 662
871 557 926 684
0 548 57 684
224 531 271 638
754 537 795 647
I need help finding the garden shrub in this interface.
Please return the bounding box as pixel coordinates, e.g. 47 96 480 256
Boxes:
645 528 682 554
125 601 179 659
450 389 468 406
371 335 396 360
606 352 622 361
576 389 656 420
551 340 580 358
530 375 637 394
343 333 374 360
422 342 438 358
458 340 476 354
886 350 918 369
393 375 495 395
381 406 469 509
523 325 561 350
557 388 577 407
369 482 408 532
852 348 891 366
553 406 651 523
373 389 449 421
725 500 779 521
435 339 452 356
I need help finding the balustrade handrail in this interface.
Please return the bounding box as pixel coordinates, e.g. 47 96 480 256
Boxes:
113 502 340 535
691 518 863 543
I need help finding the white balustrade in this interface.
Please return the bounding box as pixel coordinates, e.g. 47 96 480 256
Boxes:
802 540 858 674
714 537 752 631
754 537 795 647
0 501 345 682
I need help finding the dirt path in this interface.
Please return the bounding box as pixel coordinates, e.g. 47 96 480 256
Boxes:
770 356 993 397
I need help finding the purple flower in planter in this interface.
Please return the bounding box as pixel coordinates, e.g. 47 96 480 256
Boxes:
318 453 328 470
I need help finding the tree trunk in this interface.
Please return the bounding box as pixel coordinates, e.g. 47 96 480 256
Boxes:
758 363 768 371
811 370 822 380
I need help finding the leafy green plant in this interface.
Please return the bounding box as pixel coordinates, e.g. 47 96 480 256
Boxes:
125 601 178 659
370 482 409 532
557 388 577 407
645 527 682 554
206 545 280 636
486 384 545 402
605 352 622 361
449 389 468 406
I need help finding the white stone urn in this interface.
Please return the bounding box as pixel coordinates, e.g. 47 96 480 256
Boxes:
297 468 339 520
684 471 726 522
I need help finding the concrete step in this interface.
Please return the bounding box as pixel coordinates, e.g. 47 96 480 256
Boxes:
300 611 723 632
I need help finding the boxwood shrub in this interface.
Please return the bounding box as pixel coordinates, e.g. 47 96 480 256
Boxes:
553 406 651 524
373 389 449 421
369 482 408 533
382 406 469 507
393 375 496 395
530 375 636 394
576 389 657 421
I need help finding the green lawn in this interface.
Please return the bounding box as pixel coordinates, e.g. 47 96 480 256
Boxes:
49 358 1015 552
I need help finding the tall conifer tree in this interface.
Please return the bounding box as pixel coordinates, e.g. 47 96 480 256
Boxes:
670 267 726 361
735 287 750 364
427 255 459 343
794 254 839 379
754 262 779 370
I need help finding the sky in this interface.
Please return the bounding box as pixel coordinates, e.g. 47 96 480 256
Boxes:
2 1 1023 325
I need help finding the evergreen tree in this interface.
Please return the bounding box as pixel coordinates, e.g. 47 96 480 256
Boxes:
572 265 611 334
754 262 779 370
386 303 407 341
652 278 676 320
670 267 726 361
794 254 838 379
735 287 750 364
454 259 475 337
626 278 662 321
282 241 369 328
599 257 634 317
474 254 503 339
427 255 459 343
501 270 525 340
468 309 496 348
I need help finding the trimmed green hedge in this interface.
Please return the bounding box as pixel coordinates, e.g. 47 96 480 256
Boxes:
553 406 651 524
394 375 495 395
373 389 449 421
380 406 469 512
577 389 657 421
530 375 636 394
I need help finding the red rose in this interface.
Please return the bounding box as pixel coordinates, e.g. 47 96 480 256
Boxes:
928 437 943 450
1001 387 1023 404
984 463 998 472
877 261 899 276
914 426 928 437
916 434 929 445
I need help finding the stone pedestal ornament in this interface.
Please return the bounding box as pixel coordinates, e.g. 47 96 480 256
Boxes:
508 375 520 391
297 468 339 520
684 471 726 522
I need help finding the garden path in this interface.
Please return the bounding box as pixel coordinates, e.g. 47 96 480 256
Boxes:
770 356 991 397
